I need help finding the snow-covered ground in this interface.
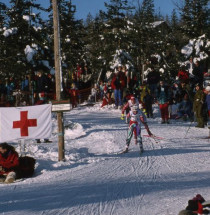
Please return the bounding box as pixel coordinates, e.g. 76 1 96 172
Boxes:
1 103 210 215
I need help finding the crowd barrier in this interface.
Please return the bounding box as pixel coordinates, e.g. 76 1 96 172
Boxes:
0 87 93 107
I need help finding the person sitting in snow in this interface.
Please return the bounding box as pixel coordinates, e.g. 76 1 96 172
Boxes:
123 105 152 154
175 94 193 121
0 143 19 183
178 194 210 215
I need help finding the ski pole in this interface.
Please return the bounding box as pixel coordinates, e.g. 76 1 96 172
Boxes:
184 120 193 138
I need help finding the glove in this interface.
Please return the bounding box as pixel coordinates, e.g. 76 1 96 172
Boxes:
121 114 124 120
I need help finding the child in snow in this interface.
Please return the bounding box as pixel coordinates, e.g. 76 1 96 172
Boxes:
124 105 152 154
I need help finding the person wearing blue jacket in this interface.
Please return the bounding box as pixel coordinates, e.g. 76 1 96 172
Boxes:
176 94 193 121
156 80 170 124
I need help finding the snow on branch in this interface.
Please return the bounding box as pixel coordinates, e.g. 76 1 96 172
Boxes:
3 27 18 37
181 34 209 61
24 44 38 62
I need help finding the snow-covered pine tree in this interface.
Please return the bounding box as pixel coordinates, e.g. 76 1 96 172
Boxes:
84 13 107 82
0 3 7 75
160 9 182 79
180 0 209 38
179 0 209 72
190 0 209 37
99 0 134 67
57 0 85 73
3 0 47 78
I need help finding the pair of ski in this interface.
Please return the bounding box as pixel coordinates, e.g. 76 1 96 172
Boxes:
116 135 164 155
117 148 144 155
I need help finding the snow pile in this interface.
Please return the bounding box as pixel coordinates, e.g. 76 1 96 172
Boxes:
65 122 86 139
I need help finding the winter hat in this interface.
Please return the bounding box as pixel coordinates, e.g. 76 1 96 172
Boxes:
205 86 210 92
130 95 135 100
178 210 196 215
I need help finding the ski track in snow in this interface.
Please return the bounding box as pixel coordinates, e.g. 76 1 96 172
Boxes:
0 104 210 215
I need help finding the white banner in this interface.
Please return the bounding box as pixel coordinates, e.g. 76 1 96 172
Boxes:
0 104 52 142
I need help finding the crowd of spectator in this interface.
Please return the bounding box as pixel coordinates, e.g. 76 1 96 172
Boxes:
96 58 209 128
0 57 209 129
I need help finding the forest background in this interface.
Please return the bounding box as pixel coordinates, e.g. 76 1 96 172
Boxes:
0 0 209 88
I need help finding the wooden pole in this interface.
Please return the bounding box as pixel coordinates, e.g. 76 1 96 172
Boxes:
52 0 65 161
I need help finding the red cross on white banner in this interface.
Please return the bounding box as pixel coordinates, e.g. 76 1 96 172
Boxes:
13 111 37 136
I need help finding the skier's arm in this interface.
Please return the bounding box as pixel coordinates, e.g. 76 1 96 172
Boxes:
121 102 129 115
121 102 129 119
126 112 131 122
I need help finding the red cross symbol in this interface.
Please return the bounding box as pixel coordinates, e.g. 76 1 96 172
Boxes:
13 111 37 136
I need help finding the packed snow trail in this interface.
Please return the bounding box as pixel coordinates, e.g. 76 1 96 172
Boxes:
0 104 210 215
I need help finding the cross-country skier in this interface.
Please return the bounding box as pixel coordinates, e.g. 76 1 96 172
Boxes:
123 105 152 154
121 95 139 121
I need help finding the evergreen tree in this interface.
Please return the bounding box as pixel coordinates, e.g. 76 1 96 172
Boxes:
190 0 209 37
0 2 6 27
180 0 209 38
99 0 134 67
165 9 183 78
84 14 106 82
58 0 85 72
0 3 7 76
2 0 48 78
131 0 156 77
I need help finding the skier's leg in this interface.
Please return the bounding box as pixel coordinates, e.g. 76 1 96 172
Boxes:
136 125 143 153
133 125 137 144
125 124 135 150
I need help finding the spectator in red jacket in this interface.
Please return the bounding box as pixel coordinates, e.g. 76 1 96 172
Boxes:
111 65 126 109
0 143 19 183
177 65 189 84
69 83 79 108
